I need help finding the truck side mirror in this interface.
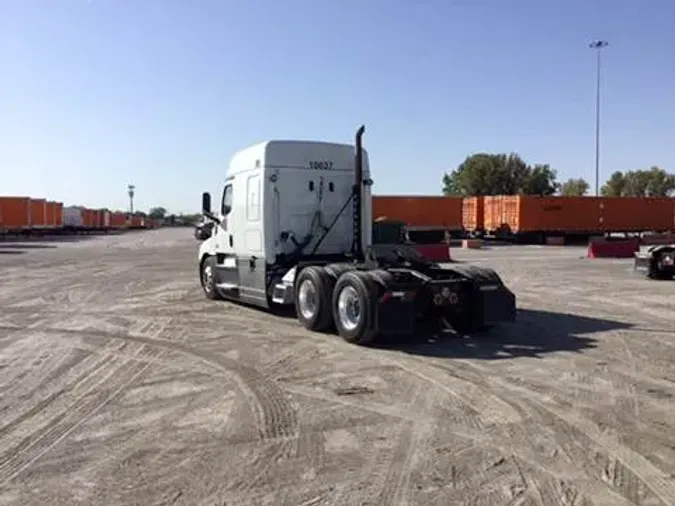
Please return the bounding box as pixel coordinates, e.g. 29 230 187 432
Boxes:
202 192 212 214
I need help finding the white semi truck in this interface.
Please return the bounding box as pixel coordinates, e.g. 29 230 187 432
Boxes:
198 126 516 344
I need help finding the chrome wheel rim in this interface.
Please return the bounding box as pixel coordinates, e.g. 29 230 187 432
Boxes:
202 264 213 290
298 279 318 320
337 286 361 331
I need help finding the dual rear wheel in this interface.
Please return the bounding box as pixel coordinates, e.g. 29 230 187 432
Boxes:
294 267 378 345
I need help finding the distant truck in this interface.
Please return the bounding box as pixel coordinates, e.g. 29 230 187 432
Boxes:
634 245 675 280
197 126 516 344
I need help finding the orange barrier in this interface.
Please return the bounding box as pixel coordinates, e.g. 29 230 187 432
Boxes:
412 243 451 262
587 238 639 258
462 239 483 249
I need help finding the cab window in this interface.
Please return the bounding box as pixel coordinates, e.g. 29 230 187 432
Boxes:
221 184 233 215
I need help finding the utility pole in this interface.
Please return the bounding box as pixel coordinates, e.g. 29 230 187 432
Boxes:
589 40 608 196
127 184 135 217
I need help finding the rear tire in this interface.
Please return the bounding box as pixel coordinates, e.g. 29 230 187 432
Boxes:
332 271 379 345
200 256 222 300
295 266 334 331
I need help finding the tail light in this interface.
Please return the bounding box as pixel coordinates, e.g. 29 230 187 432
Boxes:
380 290 416 303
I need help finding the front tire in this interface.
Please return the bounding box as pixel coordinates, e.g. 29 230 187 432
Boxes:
200 256 222 300
332 271 378 345
295 266 334 331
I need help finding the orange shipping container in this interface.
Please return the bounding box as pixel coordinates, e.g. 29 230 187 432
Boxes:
483 195 604 234
90 209 99 228
462 196 485 232
372 196 463 230
55 202 63 227
600 197 674 232
110 212 127 228
89 209 98 228
45 201 56 227
0 196 31 229
30 198 47 228
94 209 104 228
80 209 92 228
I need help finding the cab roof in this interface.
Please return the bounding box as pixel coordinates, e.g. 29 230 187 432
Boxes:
226 140 370 176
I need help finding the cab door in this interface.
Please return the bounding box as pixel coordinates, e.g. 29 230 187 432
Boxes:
236 172 267 306
214 180 239 289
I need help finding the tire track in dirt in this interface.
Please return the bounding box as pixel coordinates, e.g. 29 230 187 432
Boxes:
418 357 675 506
314 373 439 506
202 306 577 504
34 326 299 443
0 336 133 440
506 381 675 506
383 356 522 429
376 421 434 506
69 326 307 506
156 296 673 504
285 342 620 504
281 383 426 423
0 344 160 485
352 368 439 506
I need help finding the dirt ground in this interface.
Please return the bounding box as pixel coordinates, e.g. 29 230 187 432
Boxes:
0 229 674 506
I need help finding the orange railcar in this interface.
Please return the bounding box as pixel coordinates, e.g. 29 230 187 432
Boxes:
54 202 63 227
0 196 31 230
483 195 675 235
45 201 56 227
94 209 104 229
110 212 127 228
81 209 95 228
372 196 463 230
600 197 674 232
483 196 604 234
30 198 47 228
461 196 485 232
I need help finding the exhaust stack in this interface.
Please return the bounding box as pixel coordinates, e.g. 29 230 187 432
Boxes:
352 125 366 259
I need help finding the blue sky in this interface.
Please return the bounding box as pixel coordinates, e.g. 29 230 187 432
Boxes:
1 0 674 213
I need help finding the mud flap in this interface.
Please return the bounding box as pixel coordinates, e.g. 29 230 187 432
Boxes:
479 284 517 324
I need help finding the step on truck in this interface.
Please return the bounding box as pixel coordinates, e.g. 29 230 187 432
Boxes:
198 126 517 344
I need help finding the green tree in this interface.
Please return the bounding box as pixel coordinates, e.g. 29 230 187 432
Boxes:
148 206 167 219
442 153 558 196
643 166 675 196
600 171 626 196
601 167 675 196
521 164 559 195
559 178 590 196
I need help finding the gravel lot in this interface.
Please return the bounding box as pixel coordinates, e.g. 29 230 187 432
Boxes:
0 229 674 506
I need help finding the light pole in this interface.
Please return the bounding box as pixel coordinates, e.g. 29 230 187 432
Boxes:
127 184 135 217
589 40 608 196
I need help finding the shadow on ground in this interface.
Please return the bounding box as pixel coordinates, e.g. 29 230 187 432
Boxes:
374 308 632 360
236 303 627 360
0 249 26 255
